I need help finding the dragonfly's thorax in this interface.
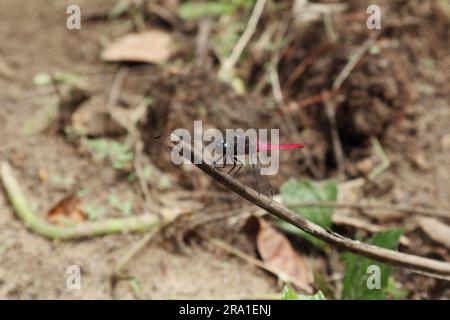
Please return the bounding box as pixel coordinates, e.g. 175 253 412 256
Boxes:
218 136 253 157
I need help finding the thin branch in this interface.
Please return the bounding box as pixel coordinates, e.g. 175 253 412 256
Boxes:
134 139 160 215
106 67 130 132
206 236 313 293
323 11 337 43
269 23 323 179
269 23 298 135
167 135 450 278
322 92 346 180
114 227 160 276
108 70 158 214
195 17 212 66
284 43 332 91
286 201 450 219
368 136 390 180
332 33 380 91
332 213 412 246
147 2 181 28
219 0 267 79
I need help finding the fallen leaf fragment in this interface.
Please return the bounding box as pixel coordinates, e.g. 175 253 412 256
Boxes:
102 30 173 64
256 219 312 291
418 217 450 249
48 194 86 226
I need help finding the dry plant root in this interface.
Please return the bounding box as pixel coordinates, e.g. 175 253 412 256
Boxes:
0 161 163 240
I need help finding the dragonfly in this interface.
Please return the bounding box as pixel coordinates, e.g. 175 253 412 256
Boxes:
155 131 305 198
210 132 304 198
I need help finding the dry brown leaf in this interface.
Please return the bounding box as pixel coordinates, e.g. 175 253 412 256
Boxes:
101 30 173 64
47 193 86 226
256 219 312 291
418 217 450 249
361 207 406 220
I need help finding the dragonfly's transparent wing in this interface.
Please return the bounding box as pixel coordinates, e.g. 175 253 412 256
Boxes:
250 156 273 199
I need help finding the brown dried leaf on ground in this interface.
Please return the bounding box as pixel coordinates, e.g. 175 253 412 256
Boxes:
47 193 86 226
256 219 312 291
418 217 450 249
102 30 173 64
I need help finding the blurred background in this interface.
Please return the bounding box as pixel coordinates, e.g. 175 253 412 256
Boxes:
0 0 449 299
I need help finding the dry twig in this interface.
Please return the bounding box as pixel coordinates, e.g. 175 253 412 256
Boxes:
114 226 161 277
322 91 346 180
286 201 450 219
332 33 380 91
219 0 267 80
269 23 323 179
106 67 129 130
206 236 313 293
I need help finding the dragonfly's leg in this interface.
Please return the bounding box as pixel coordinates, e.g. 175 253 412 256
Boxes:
231 157 244 177
212 154 226 170
227 156 242 175
226 156 235 174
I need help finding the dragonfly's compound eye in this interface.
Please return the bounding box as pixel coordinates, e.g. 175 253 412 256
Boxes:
215 140 229 156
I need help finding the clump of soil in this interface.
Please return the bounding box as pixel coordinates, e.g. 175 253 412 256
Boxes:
334 49 412 144
143 67 275 139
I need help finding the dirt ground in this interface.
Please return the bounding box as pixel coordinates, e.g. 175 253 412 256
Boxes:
0 0 449 299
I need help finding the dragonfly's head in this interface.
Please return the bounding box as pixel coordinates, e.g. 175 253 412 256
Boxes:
215 139 229 156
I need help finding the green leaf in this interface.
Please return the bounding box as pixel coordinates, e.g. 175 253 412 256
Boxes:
129 277 143 300
76 187 91 198
109 193 132 216
214 21 244 59
85 138 134 170
53 72 82 84
298 291 325 300
369 44 381 55
32 72 52 86
278 179 338 249
84 205 106 221
385 276 409 299
314 272 336 300
179 2 235 21
281 285 298 300
108 0 130 20
32 71 81 86
282 286 325 300
341 229 405 300
50 175 75 187
179 0 254 21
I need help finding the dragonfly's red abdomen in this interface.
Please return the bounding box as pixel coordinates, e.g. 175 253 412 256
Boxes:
256 142 305 152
